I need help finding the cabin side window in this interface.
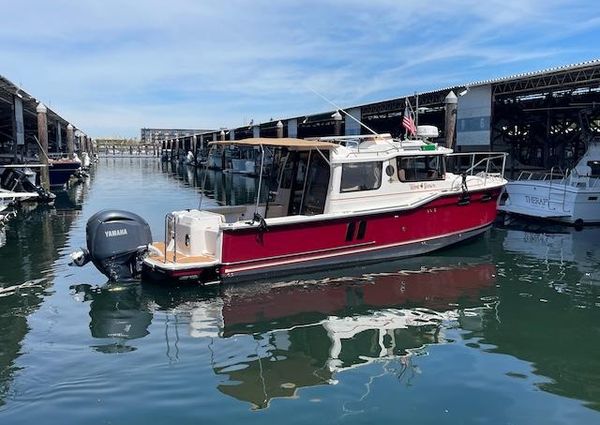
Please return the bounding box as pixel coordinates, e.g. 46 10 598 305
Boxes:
340 161 382 193
588 161 600 177
396 155 445 182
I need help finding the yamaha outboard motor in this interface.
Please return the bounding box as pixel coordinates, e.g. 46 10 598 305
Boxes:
71 210 152 281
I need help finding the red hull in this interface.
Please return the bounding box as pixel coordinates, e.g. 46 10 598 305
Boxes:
219 189 501 279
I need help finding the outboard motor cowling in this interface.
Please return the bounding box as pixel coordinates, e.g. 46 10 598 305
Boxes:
76 210 152 281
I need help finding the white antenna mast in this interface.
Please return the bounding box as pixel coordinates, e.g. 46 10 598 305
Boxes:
308 87 379 136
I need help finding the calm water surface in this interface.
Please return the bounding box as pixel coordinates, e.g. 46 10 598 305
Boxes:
0 158 599 424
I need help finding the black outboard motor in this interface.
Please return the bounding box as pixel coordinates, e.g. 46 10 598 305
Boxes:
71 210 152 281
0 168 56 204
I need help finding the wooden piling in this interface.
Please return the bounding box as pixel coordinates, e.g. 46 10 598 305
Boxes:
36 103 50 191
444 91 458 149
67 123 75 159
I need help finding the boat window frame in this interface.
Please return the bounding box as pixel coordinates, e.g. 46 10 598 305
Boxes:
300 150 331 215
396 154 445 183
340 161 383 193
587 160 600 177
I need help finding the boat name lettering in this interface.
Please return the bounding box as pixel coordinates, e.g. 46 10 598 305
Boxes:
525 195 548 207
105 229 128 237
409 182 436 190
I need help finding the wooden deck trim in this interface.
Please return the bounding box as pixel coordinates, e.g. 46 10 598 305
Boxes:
149 242 216 265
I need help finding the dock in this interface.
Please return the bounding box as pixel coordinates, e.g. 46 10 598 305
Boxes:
0 75 93 191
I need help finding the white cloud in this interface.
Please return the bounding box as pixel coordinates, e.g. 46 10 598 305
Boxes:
0 0 598 137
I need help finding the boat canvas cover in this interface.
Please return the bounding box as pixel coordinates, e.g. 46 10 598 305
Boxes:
209 137 337 150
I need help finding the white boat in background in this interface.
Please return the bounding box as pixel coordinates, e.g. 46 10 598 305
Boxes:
0 189 38 215
499 139 600 226
81 152 91 169
207 148 223 169
0 164 51 210
184 151 195 166
229 147 256 174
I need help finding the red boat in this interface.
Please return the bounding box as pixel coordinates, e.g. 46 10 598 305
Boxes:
139 133 507 284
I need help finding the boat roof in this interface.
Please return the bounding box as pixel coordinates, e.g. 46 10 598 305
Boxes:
209 137 338 150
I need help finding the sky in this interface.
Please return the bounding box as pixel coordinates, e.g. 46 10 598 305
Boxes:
1 0 599 138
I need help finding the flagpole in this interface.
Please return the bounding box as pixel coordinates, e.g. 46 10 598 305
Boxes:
415 91 419 128
404 97 408 140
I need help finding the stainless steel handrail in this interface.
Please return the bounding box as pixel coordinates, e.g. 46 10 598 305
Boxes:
447 152 507 190
173 214 177 263
164 214 169 264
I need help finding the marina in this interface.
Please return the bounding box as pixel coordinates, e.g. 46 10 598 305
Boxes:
1 2 600 422
0 158 599 424
0 61 600 422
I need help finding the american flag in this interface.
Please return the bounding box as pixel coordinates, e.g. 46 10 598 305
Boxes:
402 104 417 136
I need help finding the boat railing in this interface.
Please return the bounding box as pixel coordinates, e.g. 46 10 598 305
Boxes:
164 213 177 263
516 166 569 182
446 152 507 188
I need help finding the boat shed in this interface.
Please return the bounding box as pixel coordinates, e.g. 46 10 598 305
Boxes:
0 74 90 161
186 59 600 176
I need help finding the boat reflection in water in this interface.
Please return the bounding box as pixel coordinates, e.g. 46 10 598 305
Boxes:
71 258 496 409
500 221 600 285
0 189 88 406
71 283 152 354
487 224 600 411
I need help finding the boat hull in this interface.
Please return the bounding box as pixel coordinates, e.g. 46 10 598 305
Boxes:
499 180 600 225
142 188 501 284
49 161 81 188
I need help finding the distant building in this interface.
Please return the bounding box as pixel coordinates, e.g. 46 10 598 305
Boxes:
140 128 213 144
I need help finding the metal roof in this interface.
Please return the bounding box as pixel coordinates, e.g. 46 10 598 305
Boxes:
465 58 600 88
0 74 81 132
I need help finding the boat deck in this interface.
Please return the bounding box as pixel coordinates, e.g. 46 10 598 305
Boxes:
149 242 216 265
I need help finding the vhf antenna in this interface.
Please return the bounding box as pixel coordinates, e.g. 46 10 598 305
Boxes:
308 87 379 136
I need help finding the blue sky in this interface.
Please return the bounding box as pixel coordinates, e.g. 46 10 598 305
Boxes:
1 0 599 138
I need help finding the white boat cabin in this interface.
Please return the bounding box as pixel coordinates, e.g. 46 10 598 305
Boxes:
199 134 506 225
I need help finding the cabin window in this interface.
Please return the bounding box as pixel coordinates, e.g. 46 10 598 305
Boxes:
588 161 600 177
397 155 445 182
340 161 382 193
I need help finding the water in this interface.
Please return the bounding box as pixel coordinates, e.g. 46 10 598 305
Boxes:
1 158 599 424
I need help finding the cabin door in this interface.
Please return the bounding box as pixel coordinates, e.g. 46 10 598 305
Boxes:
288 152 310 215
274 153 294 213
